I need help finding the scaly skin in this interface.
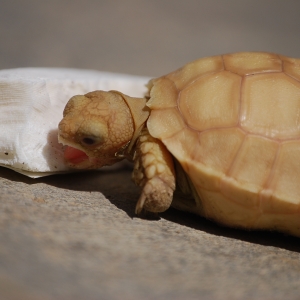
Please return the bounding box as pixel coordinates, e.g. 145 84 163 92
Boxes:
58 91 134 168
132 128 176 213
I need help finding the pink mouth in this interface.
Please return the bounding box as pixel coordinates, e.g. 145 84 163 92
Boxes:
63 145 119 169
64 146 89 164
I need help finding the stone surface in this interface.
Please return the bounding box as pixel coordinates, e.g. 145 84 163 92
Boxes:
1 1 300 299
0 166 300 300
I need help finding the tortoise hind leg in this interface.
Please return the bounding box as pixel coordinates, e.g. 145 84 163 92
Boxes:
132 129 176 214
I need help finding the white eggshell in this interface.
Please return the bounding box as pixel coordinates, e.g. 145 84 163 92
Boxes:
0 68 150 177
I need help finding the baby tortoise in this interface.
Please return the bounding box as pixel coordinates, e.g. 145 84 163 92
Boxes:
59 52 300 237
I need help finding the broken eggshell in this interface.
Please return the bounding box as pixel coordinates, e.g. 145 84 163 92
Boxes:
0 68 150 178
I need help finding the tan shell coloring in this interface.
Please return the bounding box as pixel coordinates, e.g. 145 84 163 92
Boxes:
147 52 300 236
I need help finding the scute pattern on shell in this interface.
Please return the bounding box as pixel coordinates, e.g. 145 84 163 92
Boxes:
147 52 300 236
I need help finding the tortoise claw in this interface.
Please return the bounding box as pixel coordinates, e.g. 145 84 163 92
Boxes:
135 193 146 215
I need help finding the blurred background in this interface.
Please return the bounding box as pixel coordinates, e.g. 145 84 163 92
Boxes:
1 0 300 77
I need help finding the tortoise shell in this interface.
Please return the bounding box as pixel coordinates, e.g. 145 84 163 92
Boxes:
146 52 300 236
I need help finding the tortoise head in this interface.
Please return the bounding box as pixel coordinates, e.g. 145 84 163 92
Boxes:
58 90 149 169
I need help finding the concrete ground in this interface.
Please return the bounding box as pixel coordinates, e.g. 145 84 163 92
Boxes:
1 1 300 299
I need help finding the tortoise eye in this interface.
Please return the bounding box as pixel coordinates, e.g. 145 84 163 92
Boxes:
81 137 97 146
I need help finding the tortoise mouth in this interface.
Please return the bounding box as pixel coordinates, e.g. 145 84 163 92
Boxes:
64 146 89 165
58 134 90 168
58 134 122 169
61 144 121 169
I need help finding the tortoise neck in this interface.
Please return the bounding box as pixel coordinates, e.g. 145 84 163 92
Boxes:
112 91 150 160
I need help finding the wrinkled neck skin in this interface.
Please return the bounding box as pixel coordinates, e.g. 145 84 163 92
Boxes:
114 91 150 160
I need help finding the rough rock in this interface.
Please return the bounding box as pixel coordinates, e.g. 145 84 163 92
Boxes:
0 166 299 299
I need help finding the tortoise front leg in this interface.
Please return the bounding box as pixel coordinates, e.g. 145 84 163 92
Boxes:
132 129 176 214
